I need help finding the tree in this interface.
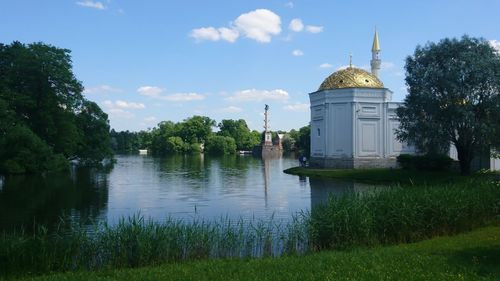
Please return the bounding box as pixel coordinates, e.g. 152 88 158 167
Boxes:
178 116 215 144
397 36 500 174
0 41 113 172
218 119 259 151
295 125 310 156
205 136 236 155
76 100 113 164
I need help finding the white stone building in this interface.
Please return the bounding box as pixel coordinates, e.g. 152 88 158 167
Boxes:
308 31 415 168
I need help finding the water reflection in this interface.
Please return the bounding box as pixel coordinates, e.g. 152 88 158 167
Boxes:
309 178 383 208
0 167 109 232
0 154 388 233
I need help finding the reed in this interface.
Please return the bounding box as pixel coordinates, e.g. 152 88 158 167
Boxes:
309 179 500 250
1 178 498 277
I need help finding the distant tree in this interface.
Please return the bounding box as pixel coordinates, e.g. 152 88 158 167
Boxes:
281 134 296 151
205 136 236 155
397 36 500 174
218 119 260 150
296 125 311 156
178 116 215 144
165 136 187 153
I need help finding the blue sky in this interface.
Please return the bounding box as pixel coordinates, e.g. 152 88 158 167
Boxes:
2 0 500 132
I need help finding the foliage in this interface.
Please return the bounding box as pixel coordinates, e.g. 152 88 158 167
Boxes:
217 119 260 151
397 36 500 174
178 116 216 144
0 41 112 173
297 125 311 156
12 226 500 281
309 180 499 250
396 154 453 171
205 136 237 155
0 214 309 276
0 125 68 173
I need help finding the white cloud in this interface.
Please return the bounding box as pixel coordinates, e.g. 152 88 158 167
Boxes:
233 9 281 43
489 40 500 53
190 27 221 42
107 108 134 119
161 93 205 102
144 116 157 122
218 106 243 113
283 103 310 112
288 18 304 32
305 25 323 33
190 9 280 43
226 89 289 102
137 86 164 97
285 2 294 8
103 100 145 110
83 84 122 94
218 27 239 43
138 86 204 102
76 1 105 10
319 63 333 68
292 49 304 56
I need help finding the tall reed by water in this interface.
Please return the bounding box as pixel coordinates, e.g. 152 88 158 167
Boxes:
1 178 498 277
309 179 500 250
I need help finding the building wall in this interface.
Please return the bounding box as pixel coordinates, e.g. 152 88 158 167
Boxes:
309 88 414 169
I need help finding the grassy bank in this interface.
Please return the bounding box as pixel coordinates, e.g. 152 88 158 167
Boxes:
1 178 498 278
9 226 500 281
283 166 485 184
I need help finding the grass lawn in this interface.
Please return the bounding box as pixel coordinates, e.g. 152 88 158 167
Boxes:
283 166 492 185
9 226 499 281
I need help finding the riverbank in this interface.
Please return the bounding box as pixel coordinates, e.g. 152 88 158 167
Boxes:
283 166 488 184
10 225 500 281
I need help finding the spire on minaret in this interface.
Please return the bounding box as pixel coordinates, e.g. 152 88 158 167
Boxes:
370 28 381 78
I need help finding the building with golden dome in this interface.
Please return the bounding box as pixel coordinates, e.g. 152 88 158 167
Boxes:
308 30 415 168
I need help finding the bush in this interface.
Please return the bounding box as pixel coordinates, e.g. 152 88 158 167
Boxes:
397 154 453 171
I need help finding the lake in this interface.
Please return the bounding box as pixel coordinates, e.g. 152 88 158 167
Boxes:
0 154 373 232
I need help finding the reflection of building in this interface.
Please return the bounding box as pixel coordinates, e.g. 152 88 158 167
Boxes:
308 178 375 208
309 30 415 168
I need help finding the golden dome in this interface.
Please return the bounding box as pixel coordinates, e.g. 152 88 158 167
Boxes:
318 67 384 91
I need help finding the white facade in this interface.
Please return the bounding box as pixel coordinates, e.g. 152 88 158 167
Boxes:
309 87 415 169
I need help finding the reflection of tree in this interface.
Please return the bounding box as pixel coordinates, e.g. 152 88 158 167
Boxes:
0 167 110 232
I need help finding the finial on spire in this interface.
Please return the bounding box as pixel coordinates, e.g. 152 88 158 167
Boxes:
372 28 380 52
349 53 352 68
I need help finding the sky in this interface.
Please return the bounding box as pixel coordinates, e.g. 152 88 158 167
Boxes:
1 0 500 132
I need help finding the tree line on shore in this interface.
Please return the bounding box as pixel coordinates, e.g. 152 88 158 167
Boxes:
110 117 311 156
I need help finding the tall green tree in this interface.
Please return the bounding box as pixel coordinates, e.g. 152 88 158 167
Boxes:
397 36 500 174
217 119 259 151
0 41 112 173
178 116 215 144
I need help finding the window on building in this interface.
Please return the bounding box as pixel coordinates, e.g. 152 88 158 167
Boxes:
317 128 321 137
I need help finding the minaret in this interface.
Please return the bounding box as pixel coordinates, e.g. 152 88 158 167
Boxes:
370 29 381 78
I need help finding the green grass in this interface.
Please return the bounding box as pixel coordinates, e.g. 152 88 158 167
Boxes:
8 226 500 281
283 166 491 184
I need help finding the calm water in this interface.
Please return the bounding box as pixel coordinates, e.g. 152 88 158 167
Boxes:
0 154 373 232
